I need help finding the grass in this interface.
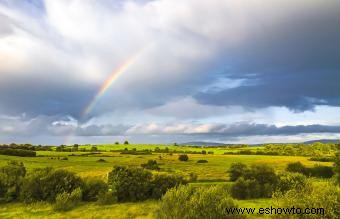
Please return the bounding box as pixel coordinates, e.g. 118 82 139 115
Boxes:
0 144 335 218
0 201 157 219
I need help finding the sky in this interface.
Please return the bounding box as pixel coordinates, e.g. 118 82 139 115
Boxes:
0 0 340 145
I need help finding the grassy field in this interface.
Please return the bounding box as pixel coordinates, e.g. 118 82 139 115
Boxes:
0 144 336 218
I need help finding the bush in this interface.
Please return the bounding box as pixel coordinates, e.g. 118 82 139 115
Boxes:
197 159 208 163
286 162 334 178
97 159 106 162
141 160 160 170
0 161 26 202
82 178 108 202
229 162 247 181
20 168 83 203
230 164 279 199
178 154 189 161
310 165 334 178
0 148 36 157
286 162 308 175
97 190 116 205
277 172 307 193
273 182 339 219
108 166 153 202
54 187 82 212
155 185 245 219
108 166 186 202
335 152 340 184
151 174 187 199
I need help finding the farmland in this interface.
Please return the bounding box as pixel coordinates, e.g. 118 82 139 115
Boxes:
0 143 338 218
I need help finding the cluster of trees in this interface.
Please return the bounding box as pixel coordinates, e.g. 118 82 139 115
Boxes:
0 162 186 211
229 163 280 199
0 148 36 157
224 143 338 157
0 143 52 151
155 185 245 219
263 143 338 156
286 162 334 178
108 166 186 202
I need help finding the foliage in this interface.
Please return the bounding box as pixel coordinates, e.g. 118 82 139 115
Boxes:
273 182 340 219
151 174 187 199
0 161 26 202
178 154 189 161
97 190 117 205
54 187 82 212
141 160 160 170
108 166 186 202
335 152 340 184
286 162 334 178
108 166 153 202
20 168 83 203
230 164 279 199
276 172 307 193
196 159 208 163
155 185 245 219
0 148 36 157
82 178 108 202
229 162 247 181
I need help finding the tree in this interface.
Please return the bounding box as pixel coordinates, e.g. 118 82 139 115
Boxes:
286 162 308 175
20 168 83 203
0 161 26 202
82 178 108 202
141 160 160 171
108 166 152 202
155 185 245 219
178 154 189 161
229 162 248 181
273 182 339 219
124 140 129 145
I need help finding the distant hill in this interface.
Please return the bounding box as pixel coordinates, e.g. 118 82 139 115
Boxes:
303 139 340 144
179 141 227 146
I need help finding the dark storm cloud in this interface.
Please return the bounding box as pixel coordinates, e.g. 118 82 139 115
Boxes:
0 76 97 118
196 0 340 111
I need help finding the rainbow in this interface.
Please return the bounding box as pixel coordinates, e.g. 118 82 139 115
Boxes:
82 50 143 117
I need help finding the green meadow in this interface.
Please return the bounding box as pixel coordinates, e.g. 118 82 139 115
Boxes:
0 143 338 218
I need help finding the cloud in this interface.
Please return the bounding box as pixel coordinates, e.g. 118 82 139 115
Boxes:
0 0 340 144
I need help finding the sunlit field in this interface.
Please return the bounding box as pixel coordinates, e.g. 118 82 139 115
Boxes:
0 143 338 218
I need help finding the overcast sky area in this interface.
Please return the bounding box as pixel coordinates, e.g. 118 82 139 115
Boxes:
1 0 340 145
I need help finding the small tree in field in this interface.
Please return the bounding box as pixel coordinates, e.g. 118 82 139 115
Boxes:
124 140 129 145
178 154 189 161
229 162 248 181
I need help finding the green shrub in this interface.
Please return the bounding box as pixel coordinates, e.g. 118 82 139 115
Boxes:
197 159 208 163
97 190 117 205
335 152 340 184
0 148 36 157
155 185 245 219
108 166 186 202
229 162 248 181
82 178 108 202
108 166 152 202
277 172 307 193
286 162 308 175
273 182 340 219
230 164 278 199
20 168 83 203
310 165 334 178
178 154 189 161
151 174 187 199
54 187 82 212
141 160 160 170
0 161 26 202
